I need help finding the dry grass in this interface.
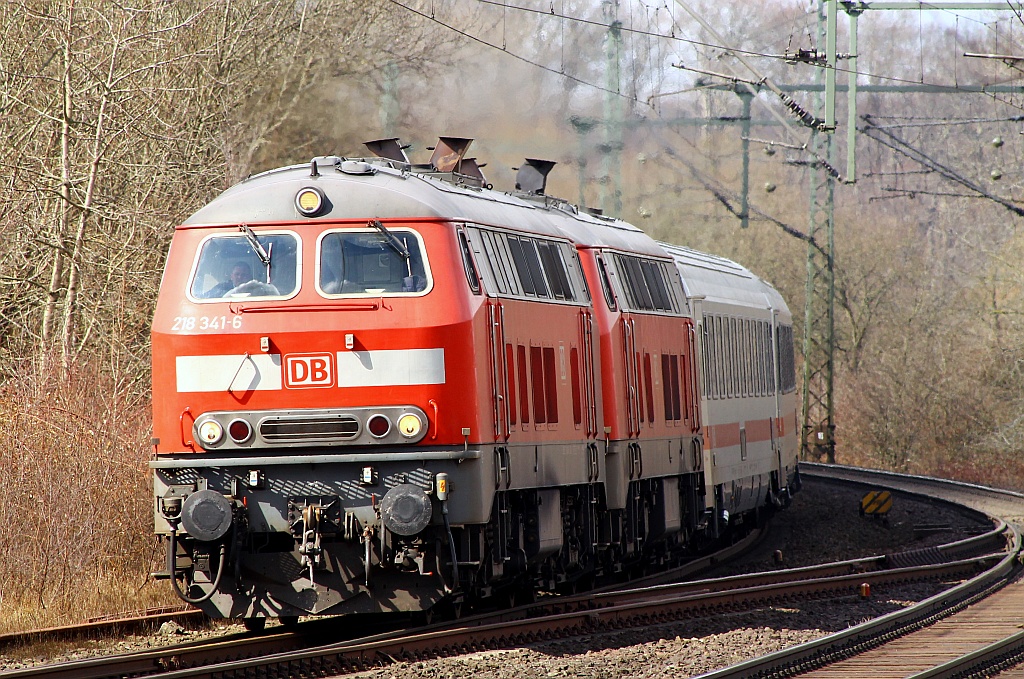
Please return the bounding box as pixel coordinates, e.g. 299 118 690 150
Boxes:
0 358 177 635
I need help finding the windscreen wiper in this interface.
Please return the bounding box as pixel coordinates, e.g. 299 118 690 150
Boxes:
368 219 410 262
239 224 271 265
368 219 413 276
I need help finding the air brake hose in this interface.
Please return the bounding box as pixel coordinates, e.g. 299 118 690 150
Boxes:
168 526 227 605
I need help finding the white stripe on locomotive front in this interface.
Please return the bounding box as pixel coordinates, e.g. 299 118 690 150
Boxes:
175 348 445 392
335 348 445 387
176 354 283 392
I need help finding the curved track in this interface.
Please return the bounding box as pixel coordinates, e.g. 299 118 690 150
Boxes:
4 464 1013 679
698 462 1024 679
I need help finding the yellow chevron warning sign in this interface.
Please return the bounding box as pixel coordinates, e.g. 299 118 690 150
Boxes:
860 490 893 517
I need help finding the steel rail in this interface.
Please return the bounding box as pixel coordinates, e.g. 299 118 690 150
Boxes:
0 608 205 652
7 544 1002 679
6 467 1012 679
692 464 1024 679
123 553 1006 679
905 628 1024 678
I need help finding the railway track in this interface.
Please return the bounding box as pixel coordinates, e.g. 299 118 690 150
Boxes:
0 607 205 653
2 549 1000 679
696 462 1024 678
6 464 1021 679
1 472 1008 679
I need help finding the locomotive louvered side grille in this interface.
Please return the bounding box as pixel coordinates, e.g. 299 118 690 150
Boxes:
260 416 360 442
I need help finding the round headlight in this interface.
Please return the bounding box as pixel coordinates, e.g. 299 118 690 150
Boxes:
295 187 325 216
398 414 422 438
197 420 224 445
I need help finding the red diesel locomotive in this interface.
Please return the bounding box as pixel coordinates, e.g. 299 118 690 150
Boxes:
150 137 799 628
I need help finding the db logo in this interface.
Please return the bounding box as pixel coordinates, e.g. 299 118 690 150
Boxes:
284 353 334 388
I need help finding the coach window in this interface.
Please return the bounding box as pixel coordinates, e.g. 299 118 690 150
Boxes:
755 321 762 395
700 323 708 401
190 231 299 301
743 319 751 397
738 319 746 397
715 317 725 399
738 320 745 396
728 318 737 398
741 319 749 399
713 316 723 399
318 228 430 296
714 316 725 399
761 321 770 395
780 325 797 393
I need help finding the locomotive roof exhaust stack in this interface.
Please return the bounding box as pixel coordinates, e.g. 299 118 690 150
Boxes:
363 137 411 164
366 135 485 187
515 158 556 195
429 137 473 173
459 158 488 185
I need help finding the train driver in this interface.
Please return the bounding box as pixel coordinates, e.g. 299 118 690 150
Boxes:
205 261 253 298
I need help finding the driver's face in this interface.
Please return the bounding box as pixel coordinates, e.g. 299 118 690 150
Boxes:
231 266 249 285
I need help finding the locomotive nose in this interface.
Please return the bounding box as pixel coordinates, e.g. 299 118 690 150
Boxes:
380 484 433 536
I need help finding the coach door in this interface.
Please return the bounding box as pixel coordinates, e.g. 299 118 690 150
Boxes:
769 307 784 476
692 301 716 508
685 321 701 435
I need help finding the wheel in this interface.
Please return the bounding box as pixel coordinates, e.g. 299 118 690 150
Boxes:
279 615 300 628
243 617 267 632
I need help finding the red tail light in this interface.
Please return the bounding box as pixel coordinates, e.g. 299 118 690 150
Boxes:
229 419 253 443
367 414 391 438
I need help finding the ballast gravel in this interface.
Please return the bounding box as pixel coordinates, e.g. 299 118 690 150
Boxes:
0 477 993 677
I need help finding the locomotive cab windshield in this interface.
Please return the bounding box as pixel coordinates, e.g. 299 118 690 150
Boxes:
189 231 299 300
317 227 430 295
